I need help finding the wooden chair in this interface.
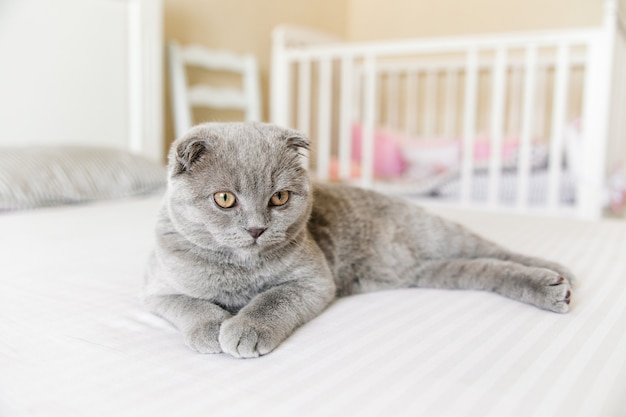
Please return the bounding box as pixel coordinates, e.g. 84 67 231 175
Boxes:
168 41 262 138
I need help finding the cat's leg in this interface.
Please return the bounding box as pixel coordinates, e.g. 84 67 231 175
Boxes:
144 294 232 353
413 258 572 313
219 279 335 358
491 252 576 285
414 215 576 284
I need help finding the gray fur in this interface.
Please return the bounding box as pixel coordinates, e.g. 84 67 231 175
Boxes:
143 122 573 358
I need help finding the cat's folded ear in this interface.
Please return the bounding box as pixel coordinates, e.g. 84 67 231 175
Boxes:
283 130 310 152
169 136 208 175
282 129 310 167
281 128 310 163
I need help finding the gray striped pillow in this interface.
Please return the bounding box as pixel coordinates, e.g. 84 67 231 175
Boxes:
0 146 166 210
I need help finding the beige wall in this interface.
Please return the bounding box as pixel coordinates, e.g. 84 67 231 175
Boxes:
163 0 608 146
346 0 603 41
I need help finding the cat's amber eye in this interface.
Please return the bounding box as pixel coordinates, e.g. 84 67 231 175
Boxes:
270 190 290 206
214 192 237 208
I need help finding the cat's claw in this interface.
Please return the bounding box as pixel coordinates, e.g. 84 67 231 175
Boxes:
549 276 565 286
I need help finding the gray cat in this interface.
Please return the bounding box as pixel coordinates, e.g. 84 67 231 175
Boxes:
143 122 573 359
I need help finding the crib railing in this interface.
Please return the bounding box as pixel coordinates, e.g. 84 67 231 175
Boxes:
271 0 625 219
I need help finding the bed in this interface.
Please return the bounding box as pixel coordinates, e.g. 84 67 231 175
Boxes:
2 1 626 416
270 0 626 220
2 196 626 416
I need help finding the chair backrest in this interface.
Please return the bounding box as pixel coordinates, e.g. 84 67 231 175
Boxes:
168 41 262 138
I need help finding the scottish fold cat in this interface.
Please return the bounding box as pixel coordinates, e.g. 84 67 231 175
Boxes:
143 122 573 358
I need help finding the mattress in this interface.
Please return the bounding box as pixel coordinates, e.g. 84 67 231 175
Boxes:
1 194 625 417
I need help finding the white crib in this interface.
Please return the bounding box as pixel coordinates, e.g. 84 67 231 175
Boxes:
270 0 626 220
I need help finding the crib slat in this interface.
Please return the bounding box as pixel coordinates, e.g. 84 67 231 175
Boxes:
270 31 289 127
461 48 479 204
387 72 400 129
362 56 377 187
488 46 508 206
517 45 538 209
508 66 522 137
283 61 293 128
316 58 332 180
534 65 547 140
339 56 354 180
607 34 623 177
425 70 438 137
353 68 362 121
297 59 311 138
375 70 382 125
444 69 458 138
613 33 626 173
547 44 570 210
405 72 418 136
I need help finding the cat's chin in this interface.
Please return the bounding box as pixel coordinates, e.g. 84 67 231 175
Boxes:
227 244 264 263
227 241 287 265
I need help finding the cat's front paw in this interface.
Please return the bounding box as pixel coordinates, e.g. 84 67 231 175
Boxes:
183 321 223 354
218 316 284 358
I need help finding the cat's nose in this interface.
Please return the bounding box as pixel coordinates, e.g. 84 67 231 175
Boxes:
246 227 266 239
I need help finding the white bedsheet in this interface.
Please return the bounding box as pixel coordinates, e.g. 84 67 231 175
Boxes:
2 195 626 417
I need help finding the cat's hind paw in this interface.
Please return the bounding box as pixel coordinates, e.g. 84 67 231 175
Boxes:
551 265 577 287
536 270 572 314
